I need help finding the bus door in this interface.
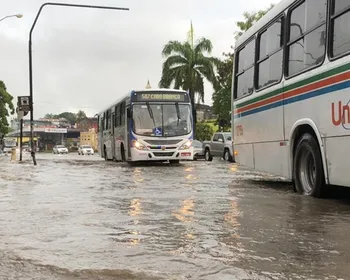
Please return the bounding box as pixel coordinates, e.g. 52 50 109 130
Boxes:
111 112 116 159
126 105 132 160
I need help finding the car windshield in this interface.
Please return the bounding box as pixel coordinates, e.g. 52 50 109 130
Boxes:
132 103 192 137
57 145 65 148
82 146 91 149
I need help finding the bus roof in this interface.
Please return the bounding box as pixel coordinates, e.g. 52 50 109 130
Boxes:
97 88 189 115
234 0 294 49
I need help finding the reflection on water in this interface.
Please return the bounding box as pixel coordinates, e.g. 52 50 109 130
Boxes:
172 198 194 223
1 155 350 280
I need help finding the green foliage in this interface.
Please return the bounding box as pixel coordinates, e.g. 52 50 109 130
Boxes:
212 52 234 131
58 112 77 124
235 4 275 39
195 122 214 141
44 110 87 124
76 110 87 123
0 81 14 136
159 22 219 137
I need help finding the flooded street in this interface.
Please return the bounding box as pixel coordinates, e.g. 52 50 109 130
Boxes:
0 154 349 280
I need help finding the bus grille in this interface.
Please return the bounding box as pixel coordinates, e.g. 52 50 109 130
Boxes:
153 152 174 157
144 140 182 145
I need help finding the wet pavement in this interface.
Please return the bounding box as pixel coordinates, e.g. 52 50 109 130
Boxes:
0 153 350 280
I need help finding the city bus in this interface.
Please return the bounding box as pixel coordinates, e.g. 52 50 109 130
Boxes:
97 89 194 164
232 0 350 197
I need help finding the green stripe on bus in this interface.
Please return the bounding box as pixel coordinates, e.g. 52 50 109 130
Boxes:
236 62 350 109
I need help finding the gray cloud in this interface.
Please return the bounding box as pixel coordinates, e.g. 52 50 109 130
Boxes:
0 0 279 119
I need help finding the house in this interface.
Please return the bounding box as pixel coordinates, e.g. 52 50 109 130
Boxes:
196 104 216 121
76 117 98 132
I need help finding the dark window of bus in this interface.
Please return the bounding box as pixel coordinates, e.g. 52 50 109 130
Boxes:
107 110 111 130
115 105 120 127
235 38 255 99
104 112 108 130
331 0 350 57
287 0 327 77
257 18 283 89
120 102 125 126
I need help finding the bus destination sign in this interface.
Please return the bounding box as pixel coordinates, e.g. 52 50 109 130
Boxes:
132 91 189 102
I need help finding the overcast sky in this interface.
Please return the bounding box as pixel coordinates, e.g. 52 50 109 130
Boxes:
0 0 279 119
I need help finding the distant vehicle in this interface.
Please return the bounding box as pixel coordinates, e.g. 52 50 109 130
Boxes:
2 147 13 154
0 149 5 157
53 145 68 154
78 145 94 155
203 132 234 162
97 89 194 164
193 140 204 160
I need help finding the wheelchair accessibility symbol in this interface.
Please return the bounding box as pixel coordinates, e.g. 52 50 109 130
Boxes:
154 127 162 136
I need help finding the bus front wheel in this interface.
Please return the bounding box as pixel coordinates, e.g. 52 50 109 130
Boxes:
293 133 325 198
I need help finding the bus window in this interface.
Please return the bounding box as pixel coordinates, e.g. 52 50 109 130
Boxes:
120 102 125 126
257 18 283 89
287 0 327 76
235 38 255 99
331 0 350 58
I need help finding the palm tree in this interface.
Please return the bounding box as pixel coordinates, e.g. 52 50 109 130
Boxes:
159 22 218 136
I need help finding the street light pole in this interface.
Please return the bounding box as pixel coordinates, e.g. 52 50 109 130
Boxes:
28 2 129 165
0 14 23 23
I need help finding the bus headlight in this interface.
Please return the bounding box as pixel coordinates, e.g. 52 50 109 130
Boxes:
179 140 192 150
133 140 146 150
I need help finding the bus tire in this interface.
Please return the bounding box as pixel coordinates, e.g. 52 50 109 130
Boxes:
204 148 213 161
293 133 326 198
104 146 108 161
121 144 126 162
223 149 233 162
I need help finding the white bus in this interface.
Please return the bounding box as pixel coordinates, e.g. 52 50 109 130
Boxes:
232 0 350 197
98 89 194 164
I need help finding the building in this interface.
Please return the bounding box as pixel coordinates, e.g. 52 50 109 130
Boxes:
196 104 216 121
76 117 98 132
80 128 98 151
7 118 81 151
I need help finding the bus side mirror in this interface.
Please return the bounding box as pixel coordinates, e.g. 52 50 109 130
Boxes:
127 108 132 118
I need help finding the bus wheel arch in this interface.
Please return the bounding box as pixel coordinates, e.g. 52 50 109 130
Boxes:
289 121 328 197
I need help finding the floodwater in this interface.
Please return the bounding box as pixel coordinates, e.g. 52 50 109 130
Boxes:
0 153 349 280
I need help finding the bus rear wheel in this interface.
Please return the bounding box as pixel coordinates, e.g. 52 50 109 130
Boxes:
293 133 325 198
104 146 108 161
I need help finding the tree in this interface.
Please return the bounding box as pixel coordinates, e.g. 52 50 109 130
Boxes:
76 110 87 123
0 81 15 136
212 4 276 130
159 22 218 137
58 112 77 125
44 113 58 119
235 4 275 39
195 122 214 142
212 52 234 131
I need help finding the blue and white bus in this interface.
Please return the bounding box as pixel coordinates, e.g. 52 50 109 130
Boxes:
97 89 194 164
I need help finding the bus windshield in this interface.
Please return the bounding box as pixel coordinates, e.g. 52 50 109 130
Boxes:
132 103 191 137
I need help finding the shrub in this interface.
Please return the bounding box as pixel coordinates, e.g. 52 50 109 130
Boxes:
195 122 214 141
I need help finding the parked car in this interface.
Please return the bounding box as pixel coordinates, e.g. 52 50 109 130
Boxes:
203 132 234 162
193 140 204 160
78 145 94 155
53 145 68 154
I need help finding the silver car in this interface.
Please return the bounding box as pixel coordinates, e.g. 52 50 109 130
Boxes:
53 145 68 154
193 140 204 160
78 145 94 155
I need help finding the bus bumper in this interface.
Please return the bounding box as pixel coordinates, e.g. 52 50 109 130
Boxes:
130 147 193 161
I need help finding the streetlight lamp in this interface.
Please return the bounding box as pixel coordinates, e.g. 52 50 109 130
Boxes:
28 3 129 165
0 14 23 22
